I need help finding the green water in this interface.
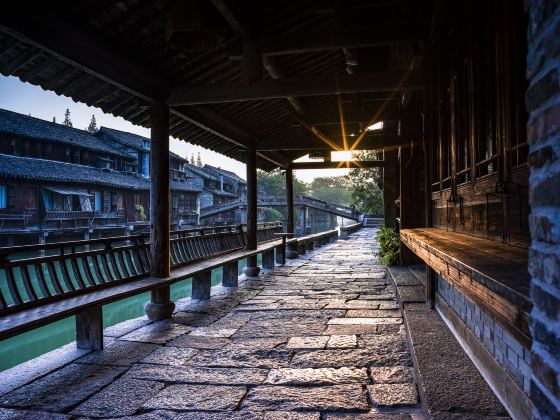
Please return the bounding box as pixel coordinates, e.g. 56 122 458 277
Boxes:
0 257 256 372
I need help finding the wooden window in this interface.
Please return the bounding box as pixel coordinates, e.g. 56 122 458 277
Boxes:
0 185 7 209
24 187 36 209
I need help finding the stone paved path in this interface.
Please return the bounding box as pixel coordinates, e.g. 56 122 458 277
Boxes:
0 228 422 419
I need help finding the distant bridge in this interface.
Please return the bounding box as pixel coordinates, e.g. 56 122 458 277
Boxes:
200 195 361 221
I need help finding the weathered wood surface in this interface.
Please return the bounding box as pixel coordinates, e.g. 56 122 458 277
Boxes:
0 223 282 315
0 238 285 341
400 228 531 346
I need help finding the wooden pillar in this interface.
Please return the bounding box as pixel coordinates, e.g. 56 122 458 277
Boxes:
285 165 298 259
192 270 211 300
243 146 260 277
222 260 239 287
76 305 103 350
145 102 175 320
383 150 399 229
262 249 275 270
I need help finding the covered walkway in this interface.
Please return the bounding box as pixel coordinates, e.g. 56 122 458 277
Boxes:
0 229 425 418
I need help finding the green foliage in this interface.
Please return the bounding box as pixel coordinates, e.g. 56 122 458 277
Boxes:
257 169 308 196
310 176 352 206
134 204 147 221
375 225 400 265
63 108 72 127
87 115 97 133
258 206 284 222
346 150 384 215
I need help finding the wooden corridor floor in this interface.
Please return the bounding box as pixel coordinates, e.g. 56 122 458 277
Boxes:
0 229 422 419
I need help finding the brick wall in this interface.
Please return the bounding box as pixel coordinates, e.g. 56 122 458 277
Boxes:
437 276 532 394
526 1 560 418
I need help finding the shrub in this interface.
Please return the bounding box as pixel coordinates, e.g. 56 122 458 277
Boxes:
376 225 400 265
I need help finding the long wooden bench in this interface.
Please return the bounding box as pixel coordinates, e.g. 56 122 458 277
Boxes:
0 223 284 350
400 228 531 347
294 229 338 255
340 222 362 239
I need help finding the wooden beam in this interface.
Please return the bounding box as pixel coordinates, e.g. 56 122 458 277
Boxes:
149 102 171 278
0 4 167 101
226 27 423 59
291 160 384 170
304 108 402 125
168 72 423 105
170 106 287 168
256 134 410 151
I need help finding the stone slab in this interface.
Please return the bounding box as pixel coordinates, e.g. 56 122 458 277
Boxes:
326 335 358 349
140 346 199 366
119 322 193 344
71 378 164 417
367 383 419 407
0 363 127 412
328 318 403 325
370 366 415 384
286 336 329 349
167 335 230 349
0 408 71 419
242 385 369 412
264 367 369 385
142 385 247 411
77 340 159 366
188 349 293 368
127 364 268 385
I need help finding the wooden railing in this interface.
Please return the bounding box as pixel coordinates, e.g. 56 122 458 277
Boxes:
0 222 282 314
340 222 362 239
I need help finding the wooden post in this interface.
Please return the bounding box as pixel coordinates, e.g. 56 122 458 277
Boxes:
76 305 103 350
262 249 275 270
426 267 437 309
145 102 175 320
383 150 399 229
192 270 212 300
243 146 260 277
222 260 239 287
285 165 298 259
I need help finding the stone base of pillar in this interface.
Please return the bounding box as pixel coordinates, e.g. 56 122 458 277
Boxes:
145 301 175 320
286 249 299 259
243 265 261 277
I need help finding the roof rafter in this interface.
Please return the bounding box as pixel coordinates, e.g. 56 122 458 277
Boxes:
168 71 423 106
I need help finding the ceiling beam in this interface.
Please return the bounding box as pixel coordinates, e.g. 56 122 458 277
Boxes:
168 71 422 106
291 160 384 170
171 106 288 168
226 27 423 59
303 108 401 125
0 4 167 102
256 134 410 151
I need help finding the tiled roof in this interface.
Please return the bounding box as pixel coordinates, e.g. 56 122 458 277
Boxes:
0 108 128 157
0 154 199 192
203 164 246 184
169 151 189 163
184 163 219 181
97 126 148 151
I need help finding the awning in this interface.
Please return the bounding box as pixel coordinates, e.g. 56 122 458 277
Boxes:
43 187 91 196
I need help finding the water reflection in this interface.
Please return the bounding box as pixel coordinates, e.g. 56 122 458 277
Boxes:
0 257 252 371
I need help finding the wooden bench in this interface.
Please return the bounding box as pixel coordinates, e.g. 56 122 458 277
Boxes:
294 229 338 255
0 223 283 350
340 222 362 239
400 228 531 347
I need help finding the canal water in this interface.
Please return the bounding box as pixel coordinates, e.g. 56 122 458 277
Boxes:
0 256 256 372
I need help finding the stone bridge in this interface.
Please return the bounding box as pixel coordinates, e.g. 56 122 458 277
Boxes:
200 195 361 221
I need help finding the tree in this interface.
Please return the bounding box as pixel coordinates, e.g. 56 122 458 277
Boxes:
52 116 56 123
63 109 72 127
196 152 202 167
310 176 352 205
257 169 308 197
346 151 384 215
189 154 195 165
86 115 97 133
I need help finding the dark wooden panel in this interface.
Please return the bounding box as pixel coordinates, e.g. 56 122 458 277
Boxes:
400 227 531 348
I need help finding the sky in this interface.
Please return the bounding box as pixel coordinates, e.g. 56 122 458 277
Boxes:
0 76 349 183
